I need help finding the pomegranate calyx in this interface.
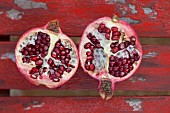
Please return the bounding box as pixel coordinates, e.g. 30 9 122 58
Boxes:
111 14 119 23
46 20 59 33
99 78 115 100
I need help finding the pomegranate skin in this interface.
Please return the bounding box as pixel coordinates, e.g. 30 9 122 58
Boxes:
79 16 142 100
15 20 79 88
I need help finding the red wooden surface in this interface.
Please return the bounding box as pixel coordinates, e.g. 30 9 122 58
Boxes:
0 96 170 113
0 42 170 90
0 0 169 37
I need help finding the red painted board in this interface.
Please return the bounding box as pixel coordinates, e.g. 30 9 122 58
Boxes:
0 42 170 91
0 0 169 37
0 96 170 113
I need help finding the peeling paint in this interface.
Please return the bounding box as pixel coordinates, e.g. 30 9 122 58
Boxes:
14 0 48 10
24 106 31 110
32 101 45 108
129 4 138 14
105 0 126 4
143 52 158 58
6 9 24 20
126 98 142 111
138 77 146 82
143 7 157 19
0 52 16 62
129 76 146 82
119 17 140 24
0 11 3 14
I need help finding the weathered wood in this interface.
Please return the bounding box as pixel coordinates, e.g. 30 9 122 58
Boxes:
0 42 170 91
0 0 169 37
0 96 170 113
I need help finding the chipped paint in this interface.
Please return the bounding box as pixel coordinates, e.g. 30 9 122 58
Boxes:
129 4 138 14
126 98 142 111
14 0 48 10
105 0 126 4
0 11 3 14
6 9 24 20
143 7 157 19
138 77 146 82
143 52 158 58
119 17 140 24
129 76 146 82
24 106 31 110
32 101 45 108
0 52 16 62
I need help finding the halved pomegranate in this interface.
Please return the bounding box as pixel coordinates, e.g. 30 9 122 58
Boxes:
79 15 142 100
15 20 79 88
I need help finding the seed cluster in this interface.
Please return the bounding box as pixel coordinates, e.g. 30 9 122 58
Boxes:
20 32 75 82
83 23 140 77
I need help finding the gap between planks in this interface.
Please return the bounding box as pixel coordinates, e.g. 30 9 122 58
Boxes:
10 89 170 97
10 36 170 45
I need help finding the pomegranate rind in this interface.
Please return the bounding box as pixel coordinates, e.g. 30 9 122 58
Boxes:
15 25 79 88
79 17 142 83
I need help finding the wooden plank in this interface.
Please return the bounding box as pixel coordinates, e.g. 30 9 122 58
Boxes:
0 96 170 113
0 42 170 91
0 0 169 37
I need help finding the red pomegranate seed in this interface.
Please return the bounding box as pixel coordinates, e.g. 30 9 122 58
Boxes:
54 72 61 77
96 44 102 48
87 56 94 60
98 28 103 33
65 49 70 54
109 71 114 75
86 51 93 56
111 36 119 40
124 68 129 74
129 65 133 70
67 64 75 68
87 33 92 39
124 64 129 69
111 47 118 53
22 57 27 63
108 67 113 71
48 58 53 65
46 37 50 42
113 67 119 71
131 59 135 63
99 23 105 29
30 56 39 61
66 68 72 73
89 64 95 71
130 36 136 42
119 72 125 77
119 66 124 71
122 58 127 64
109 55 115 61
52 77 60 82
44 46 48 50
41 53 45 57
110 43 115 48
59 46 65 51
57 69 63 75
134 54 140 61
66 54 71 59
55 42 60 47
51 51 57 58
35 59 43 66
59 65 65 71
118 42 125 50
43 67 47 72
85 59 92 64
61 55 66 60
30 67 39 74
30 74 38 79
131 41 135 45
61 51 66 55
23 50 28 55
125 41 130 47
111 27 118 32
84 42 91 49
85 64 90 70
90 45 95 50
105 28 111 33
109 61 115 67
105 33 110 40
55 48 60 54
113 31 121 36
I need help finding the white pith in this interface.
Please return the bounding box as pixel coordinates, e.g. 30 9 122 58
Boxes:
79 17 142 82
15 28 79 88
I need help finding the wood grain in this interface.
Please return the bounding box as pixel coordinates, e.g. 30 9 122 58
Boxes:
0 0 169 37
0 96 170 113
0 42 170 91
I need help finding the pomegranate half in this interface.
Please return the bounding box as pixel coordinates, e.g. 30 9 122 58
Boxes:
79 15 142 100
15 20 79 88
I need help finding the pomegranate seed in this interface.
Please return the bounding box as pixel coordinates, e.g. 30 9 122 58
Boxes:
65 49 70 54
130 36 136 42
90 45 95 50
30 74 38 79
30 67 39 74
122 58 127 64
124 64 129 69
125 41 130 47
114 72 119 77
86 51 93 56
87 33 92 39
109 61 115 67
114 57 119 62
59 46 65 51
108 67 113 71
111 27 118 32
113 67 119 71
44 46 48 50
39 68 43 75
22 57 27 63
124 69 129 74
84 42 91 49
40 43 44 47
35 59 43 66
23 50 28 55
119 72 125 77
66 68 72 73
55 43 60 47
67 64 75 68
41 53 45 57
59 65 65 71
85 59 92 64
65 58 70 64
109 55 115 61
54 72 61 77
52 77 60 82
105 28 111 33
96 44 102 49
55 48 60 54
99 23 105 29
30 56 39 61
61 60 65 64
57 69 63 75
131 41 135 46
111 47 118 53
48 58 53 65
61 51 66 55
61 55 66 60
119 66 124 71
110 43 115 48
89 64 95 71
129 65 133 70
46 37 50 42
131 59 135 63
98 28 103 33
87 56 94 60
113 31 121 36
51 51 57 58
43 67 47 72
134 54 140 61
118 42 125 50
66 54 71 59
111 36 119 40
109 71 114 75
105 33 110 40
35 45 39 48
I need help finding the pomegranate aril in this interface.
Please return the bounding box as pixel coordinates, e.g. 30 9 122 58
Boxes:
134 54 140 61
113 67 119 71
130 36 136 42
113 31 121 36
98 28 103 33
118 42 125 50
125 41 130 47
86 51 93 56
22 57 27 63
105 33 110 40
99 23 105 29
35 59 43 66
61 51 66 55
30 67 39 74
67 64 75 68
119 72 125 77
65 49 70 54
66 68 72 73
54 72 61 77
46 37 50 42
119 66 124 71
43 67 48 72
61 55 66 60
87 56 94 60
111 36 119 40
111 27 118 32
111 47 118 53
30 56 39 61
44 46 48 50
129 65 133 70
59 65 65 71
109 55 115 61
55 48 60 54
89 64 95 71
30 74 38 79
124 69 129 74
90 45 95 50
23 50 28 55
52 77 60 82
48 58 53 66
51 52 57 58
87 33 92 39
85 59 92 64
105 28 111 34
85 64 90 70
109 61 115 67
122 58 127 64
59 46 65 51
84 42 91 49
